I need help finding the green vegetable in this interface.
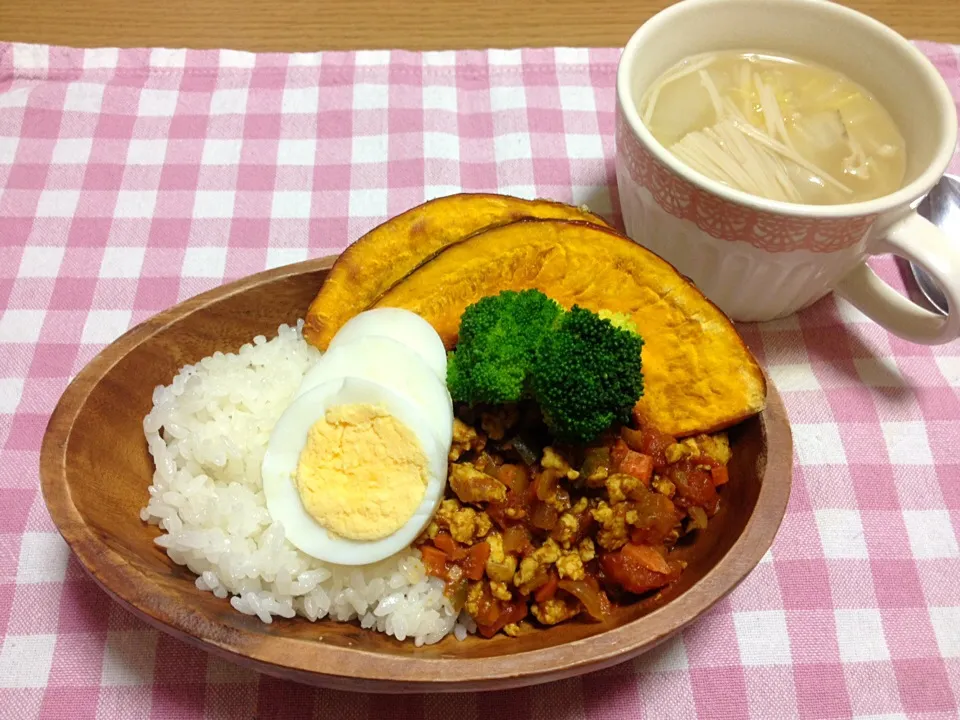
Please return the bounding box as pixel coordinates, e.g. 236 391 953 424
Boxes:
531 306 644 444
447 290 645 445
447 289 562 405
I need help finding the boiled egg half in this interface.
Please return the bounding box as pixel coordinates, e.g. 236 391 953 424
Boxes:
326 307 447 381
261 308 453 566
294 335 453 447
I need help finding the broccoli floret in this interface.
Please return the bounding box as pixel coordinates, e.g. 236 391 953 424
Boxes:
448 292 645 444
447 290 562 405
530 306 644 444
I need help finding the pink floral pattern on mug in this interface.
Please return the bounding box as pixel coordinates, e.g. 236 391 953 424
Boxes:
615 108 876 253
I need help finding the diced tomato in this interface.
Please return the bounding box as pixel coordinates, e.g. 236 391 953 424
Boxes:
486 502 507 529
530 500 559 531
630 528 652 545
476 601 528 638
433 533 467 561
420 545 448 578
711 465 729 487
639 427 676 468
628 491 682 546
534 572 559 603
498 463 529 494
600 548 681 595
502 525 533 555
610 438 630 471
620 426 645 452
475 603 502 628
472 582 501 626
487 491 530 529
618 451 654 485
462 541 491 581
667 460 720 516
525 476 539 501
551 503 593 546
621 543 671 575
693 453 721 469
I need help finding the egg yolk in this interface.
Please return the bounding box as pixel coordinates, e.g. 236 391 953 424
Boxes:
294 403 429 541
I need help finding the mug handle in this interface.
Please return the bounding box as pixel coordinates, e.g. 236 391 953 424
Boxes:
835 211 960 344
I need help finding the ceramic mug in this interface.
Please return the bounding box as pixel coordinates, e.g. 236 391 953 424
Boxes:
615 0 960 344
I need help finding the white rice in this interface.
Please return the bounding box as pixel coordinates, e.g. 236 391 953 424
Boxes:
140 320 469 646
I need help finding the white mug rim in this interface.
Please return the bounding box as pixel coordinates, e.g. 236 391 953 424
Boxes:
616 0 959 220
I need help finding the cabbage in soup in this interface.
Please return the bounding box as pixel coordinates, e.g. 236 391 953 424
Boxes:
639 51 907 205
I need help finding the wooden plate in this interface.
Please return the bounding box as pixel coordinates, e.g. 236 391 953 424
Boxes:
40 256 792 693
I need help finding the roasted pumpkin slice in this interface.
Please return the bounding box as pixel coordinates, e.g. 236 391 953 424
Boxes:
374 219 766 437
303 194 609 349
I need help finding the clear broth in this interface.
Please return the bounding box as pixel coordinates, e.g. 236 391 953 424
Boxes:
640 51 907 205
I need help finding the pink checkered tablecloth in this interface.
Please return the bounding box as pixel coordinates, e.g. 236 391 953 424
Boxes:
1 38 960 719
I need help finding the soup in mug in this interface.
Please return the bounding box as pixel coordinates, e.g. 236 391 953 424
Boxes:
640 51 907 205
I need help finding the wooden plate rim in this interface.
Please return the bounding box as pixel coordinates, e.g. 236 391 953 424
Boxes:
39 255 793 691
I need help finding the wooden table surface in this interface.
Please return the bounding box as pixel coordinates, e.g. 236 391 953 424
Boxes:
1 0 958 51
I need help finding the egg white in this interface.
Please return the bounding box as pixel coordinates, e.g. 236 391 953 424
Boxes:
262 377 448 566
326 307 448 381
294 335 453 450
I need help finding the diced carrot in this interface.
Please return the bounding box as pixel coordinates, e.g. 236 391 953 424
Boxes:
621 543 672 575
711 465 729 487
618 451 654 485
432 533 456 555
433 533 466 561
420 545 448 578
534 572 559 603
462 541 491 580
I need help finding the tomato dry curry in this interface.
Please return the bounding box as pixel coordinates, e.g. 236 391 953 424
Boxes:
415 404 732 638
